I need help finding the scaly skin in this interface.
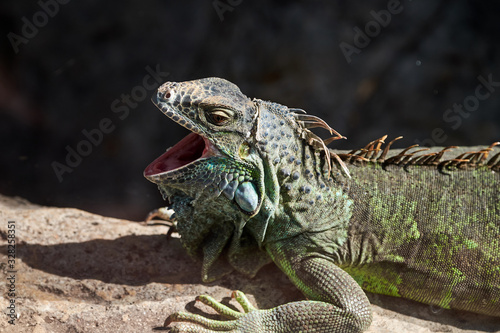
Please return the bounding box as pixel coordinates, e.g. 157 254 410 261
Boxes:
144 77 500 332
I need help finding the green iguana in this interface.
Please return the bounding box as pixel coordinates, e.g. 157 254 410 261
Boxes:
143 77 500 332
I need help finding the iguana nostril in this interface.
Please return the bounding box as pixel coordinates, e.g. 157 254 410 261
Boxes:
165 91 171 99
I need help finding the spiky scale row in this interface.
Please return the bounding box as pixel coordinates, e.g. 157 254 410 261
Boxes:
337 135 500 172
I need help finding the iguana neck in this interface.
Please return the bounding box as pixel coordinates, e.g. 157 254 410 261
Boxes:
252 100 354 244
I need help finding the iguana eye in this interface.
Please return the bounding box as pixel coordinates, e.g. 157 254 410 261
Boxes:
207 109 232 125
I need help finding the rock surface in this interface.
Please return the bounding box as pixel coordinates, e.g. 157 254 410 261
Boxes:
0 194 498 332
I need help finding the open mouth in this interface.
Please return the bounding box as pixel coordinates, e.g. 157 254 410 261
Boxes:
144 83 224 180
144 132 214 177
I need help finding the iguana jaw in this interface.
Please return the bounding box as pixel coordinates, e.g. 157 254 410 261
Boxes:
143 132 220 179
144 84 224 180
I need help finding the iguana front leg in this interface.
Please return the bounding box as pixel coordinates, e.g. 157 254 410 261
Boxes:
265 239 373 332
164 240 371 332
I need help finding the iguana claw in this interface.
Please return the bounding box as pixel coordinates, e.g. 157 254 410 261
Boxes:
145 207 177 223
164 291 257 332
141 207 178 238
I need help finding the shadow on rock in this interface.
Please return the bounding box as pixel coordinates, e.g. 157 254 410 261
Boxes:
1 234 203 285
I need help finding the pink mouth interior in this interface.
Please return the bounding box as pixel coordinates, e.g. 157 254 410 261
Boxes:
144 132 206 176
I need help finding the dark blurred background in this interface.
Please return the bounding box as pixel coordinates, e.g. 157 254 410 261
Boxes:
0 0 499 221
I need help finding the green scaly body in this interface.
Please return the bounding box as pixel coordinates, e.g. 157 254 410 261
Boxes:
144 77 500 332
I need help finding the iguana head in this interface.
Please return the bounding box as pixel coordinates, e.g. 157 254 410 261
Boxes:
144 77 266 217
